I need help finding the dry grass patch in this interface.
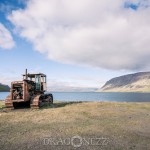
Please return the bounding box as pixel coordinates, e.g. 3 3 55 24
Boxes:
0 101 150 150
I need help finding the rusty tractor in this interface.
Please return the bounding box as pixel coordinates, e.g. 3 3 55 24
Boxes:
5 69 53 109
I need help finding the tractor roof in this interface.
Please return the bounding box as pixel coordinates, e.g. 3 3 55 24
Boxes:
22 73 46 78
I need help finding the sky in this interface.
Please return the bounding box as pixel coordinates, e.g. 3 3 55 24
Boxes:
0 0 150 91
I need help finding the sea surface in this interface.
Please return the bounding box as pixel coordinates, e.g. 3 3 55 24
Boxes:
0 92 150 102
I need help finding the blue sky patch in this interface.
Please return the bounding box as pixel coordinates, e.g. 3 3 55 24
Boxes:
124 2 139 10
124 0 150 10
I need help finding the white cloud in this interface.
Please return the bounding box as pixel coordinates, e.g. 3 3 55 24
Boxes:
8 0 150 70
0 23 15 49
46 78 98 92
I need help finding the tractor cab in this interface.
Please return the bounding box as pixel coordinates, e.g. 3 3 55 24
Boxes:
23 72 47 92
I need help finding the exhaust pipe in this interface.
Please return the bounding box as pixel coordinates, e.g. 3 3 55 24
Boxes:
25 69 27 80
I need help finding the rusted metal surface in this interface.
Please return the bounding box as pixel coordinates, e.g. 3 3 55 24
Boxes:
5 95 14 110
5 69 53 109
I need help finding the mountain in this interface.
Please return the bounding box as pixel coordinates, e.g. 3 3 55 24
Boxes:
0 83 10 92
99 72 150 92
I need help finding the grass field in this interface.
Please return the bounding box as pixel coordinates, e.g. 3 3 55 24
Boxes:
0 101 150 150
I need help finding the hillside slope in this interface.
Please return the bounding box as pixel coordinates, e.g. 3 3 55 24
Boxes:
0 83 10 92
99 72 150 92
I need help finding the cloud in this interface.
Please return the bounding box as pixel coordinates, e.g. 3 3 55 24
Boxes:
0 23 15 49
46 78 97 92
8 0 150 70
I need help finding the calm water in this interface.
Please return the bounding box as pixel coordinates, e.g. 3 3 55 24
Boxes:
0 92 150 102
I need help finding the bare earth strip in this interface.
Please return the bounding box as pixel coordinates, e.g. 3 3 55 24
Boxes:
0 101 150 150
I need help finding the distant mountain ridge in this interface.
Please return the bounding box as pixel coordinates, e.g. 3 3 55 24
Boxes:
99 72 150 92
0 83 10 92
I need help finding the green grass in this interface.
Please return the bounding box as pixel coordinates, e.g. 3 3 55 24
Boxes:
0 101 150 150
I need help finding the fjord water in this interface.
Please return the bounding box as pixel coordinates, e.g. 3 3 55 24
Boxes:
0 92 150 102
